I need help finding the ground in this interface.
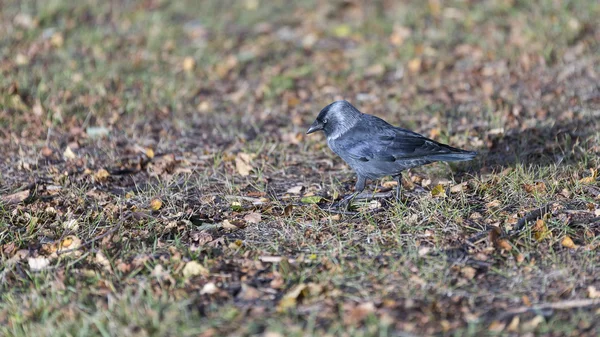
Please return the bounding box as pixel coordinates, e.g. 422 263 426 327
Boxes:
1 0 600 336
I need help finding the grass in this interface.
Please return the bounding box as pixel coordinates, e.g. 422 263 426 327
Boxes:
1 0 600 336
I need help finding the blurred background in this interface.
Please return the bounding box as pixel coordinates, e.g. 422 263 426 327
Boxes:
1 0 599 168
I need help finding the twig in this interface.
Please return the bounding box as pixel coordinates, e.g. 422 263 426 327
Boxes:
497 299 600 320
57 215 129 256
509 203 553 236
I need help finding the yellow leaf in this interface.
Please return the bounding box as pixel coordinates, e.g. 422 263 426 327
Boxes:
579 168 598 184
182 260 209 278
333 24 351 38
407 58 421 73
150 198 163 211
431 184 446 198
51 32 64 47
183 56 196 72
95 169 110 181
301 196 322 204
278 284 308 312
145 148 155 159
533 219 550 241
561 235 577 249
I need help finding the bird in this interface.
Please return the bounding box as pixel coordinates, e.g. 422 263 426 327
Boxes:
306 100 477 207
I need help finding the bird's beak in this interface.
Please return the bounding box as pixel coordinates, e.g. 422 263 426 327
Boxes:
306 120 324 134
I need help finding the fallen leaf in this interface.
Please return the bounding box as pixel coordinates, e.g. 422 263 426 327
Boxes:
461 266 477 280
431 184 446 198
587 286 600 299
28 257 50 271
1 190 29 204
95 169 110 181
523 181 546 194
579 168 598 184
507 316 520 332
278 284 308 311
522 315 544 332
346 302 376 324
63 219 79 230
41 146 53 157
235 153 254 176
150 198 163 211
497 239 512 251
63 146 77 160
244 212 262 224
51 32 64 47
488 320 505 332
183 56 196 72
533 219 550 241
286 185 304 194
301 196 322 204
221 219 238 230
182 260 209 278
407 58 421 73
561 236 577 249
237 283 261 301
95 251 112 273
200 282 218 295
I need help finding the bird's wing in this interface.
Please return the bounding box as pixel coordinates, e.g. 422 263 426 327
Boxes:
333 121 469 163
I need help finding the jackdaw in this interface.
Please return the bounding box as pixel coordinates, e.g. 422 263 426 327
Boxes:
306 100 476 206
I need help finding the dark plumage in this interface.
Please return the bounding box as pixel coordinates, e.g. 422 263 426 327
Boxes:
306 100 476 205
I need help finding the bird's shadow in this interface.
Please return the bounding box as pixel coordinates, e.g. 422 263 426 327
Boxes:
456 115 599 177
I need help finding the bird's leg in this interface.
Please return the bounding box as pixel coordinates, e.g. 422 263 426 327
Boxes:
338 175 366 209
393 173 402 202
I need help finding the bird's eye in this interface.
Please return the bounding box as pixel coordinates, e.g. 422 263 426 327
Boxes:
323 118 328 124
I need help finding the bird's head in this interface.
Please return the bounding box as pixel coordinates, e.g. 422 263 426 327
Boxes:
306 100 361 137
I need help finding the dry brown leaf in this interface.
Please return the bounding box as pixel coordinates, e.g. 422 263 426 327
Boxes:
461 266 477 280
95 251 113 273
221 219 238 230
244 212 262 224
524 181 546 194
488 320 505 332
1 190 29 204
235 152 254 176
286 185 304 194
346 302 376 324
497 239 512 251
237 283 261 301
95 169 110 181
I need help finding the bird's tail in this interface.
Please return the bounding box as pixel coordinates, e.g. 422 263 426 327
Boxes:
429 150 477 162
